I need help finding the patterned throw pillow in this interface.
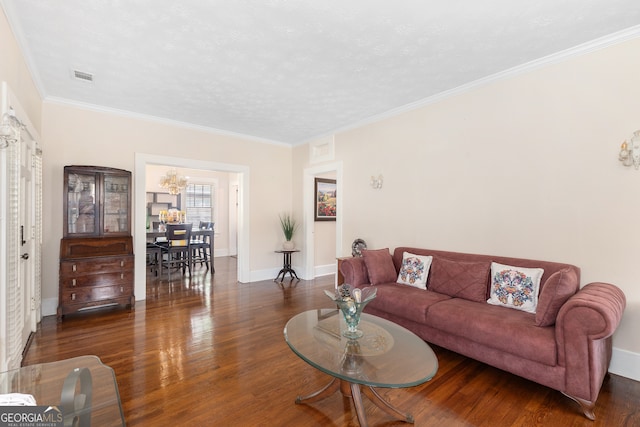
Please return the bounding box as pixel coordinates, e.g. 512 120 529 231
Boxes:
487 262 544 313
396 252 433 290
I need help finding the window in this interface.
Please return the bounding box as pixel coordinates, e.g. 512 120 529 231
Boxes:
185 183 214 226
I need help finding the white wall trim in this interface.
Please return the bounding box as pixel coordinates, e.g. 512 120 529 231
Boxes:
43 97 290 147
610 347 640 382
41 298 57 317
134 153 251 301
294 26 640 147
314 263 336 278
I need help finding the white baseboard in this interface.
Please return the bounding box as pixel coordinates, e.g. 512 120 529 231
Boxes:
314 263 336 278
610 347 640 382
42 297 57 317
213 248 229 257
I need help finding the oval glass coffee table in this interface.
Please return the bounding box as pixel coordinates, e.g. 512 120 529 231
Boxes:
284 309 438 426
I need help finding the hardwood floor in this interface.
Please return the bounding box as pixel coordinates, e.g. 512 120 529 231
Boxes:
25 257 639 426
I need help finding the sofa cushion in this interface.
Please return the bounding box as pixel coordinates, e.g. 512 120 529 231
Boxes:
487 262 544 313
362 248 397 285
365 283 451 323
427 298 557 366
429 257 490 302
535 268 579 326
396 251 433 289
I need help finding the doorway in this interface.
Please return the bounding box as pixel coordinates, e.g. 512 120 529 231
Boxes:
302 162 343 280
134 153 250 301
0 82 42 371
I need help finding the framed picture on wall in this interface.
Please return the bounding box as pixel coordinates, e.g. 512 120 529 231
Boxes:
315 178 337 221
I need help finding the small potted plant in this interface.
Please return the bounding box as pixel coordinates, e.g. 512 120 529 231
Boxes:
279 213 298 250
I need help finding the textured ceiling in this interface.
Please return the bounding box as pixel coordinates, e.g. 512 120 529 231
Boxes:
2 1 640 145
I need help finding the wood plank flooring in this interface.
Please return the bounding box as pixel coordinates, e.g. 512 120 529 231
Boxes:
24 257 640 426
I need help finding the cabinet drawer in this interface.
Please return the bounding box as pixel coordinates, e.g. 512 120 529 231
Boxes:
61 284 133 305
60 271 133 289
61 257 133 275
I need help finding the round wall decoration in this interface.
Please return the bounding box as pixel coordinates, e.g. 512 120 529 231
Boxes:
351 239 367 257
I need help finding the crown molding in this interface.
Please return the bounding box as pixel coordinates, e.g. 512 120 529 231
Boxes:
43 96 291 147
296 25 640 146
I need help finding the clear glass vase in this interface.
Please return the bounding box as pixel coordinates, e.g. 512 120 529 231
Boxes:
336 299 371 339
326 284 377 339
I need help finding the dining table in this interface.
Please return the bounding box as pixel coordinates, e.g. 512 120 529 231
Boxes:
146 227 214 242
146 227 214 272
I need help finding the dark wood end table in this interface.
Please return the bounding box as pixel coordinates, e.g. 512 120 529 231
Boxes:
274 249 300 282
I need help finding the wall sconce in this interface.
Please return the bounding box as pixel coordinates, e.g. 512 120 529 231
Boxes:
370 174 383 189
618 130 640 169
159 169 188 195
0 108 24 149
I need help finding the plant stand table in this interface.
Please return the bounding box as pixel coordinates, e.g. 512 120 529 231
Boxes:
274 249 300 282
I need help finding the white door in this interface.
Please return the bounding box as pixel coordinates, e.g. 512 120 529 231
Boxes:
19 134 37 345
0 82 41 371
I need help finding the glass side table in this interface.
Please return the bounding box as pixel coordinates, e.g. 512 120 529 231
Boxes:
0 355 124 426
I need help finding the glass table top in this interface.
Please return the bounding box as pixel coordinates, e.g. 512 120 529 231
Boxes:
284 309 438 388
0 355 125 426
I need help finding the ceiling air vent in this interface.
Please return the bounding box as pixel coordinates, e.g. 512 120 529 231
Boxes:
72 70 94 82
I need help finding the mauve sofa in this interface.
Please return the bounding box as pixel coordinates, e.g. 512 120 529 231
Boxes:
339 246 626 420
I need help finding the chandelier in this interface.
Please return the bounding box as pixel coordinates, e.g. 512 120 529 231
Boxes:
159 169 188 195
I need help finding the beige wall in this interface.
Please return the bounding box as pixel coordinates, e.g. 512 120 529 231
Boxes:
292 38 640 357
0 8 41 132
41 101 293 305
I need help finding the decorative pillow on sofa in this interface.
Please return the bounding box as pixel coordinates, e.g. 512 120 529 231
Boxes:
396 252 433 290
362 248 397 285
487 262 544 313
429 257 490 302
535 268 579 326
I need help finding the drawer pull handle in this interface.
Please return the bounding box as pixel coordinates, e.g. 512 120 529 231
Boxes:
120 260 124 267
72 264 77 272
72 279 76 287
120 286 124 293
71 293 76 301
121 273 124 280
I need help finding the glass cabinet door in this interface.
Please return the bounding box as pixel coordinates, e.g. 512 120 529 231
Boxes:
66 172 97 235
64 166 131 238
103 174 130 234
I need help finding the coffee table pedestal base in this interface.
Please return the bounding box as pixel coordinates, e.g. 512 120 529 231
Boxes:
296 378 414 427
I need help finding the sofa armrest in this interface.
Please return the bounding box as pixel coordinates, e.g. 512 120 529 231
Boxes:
340 257 370 286
555 282 626 408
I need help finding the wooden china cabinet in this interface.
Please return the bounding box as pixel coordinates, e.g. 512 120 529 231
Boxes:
58 166 135 321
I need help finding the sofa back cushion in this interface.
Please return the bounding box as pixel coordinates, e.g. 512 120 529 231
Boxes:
535 268 579 326
362 248 397 285
429 257 491 302
392 247 580 317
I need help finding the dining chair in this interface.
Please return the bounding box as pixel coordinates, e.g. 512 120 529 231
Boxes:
191 221 214 272
160 223 192 278
146 242 162 276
